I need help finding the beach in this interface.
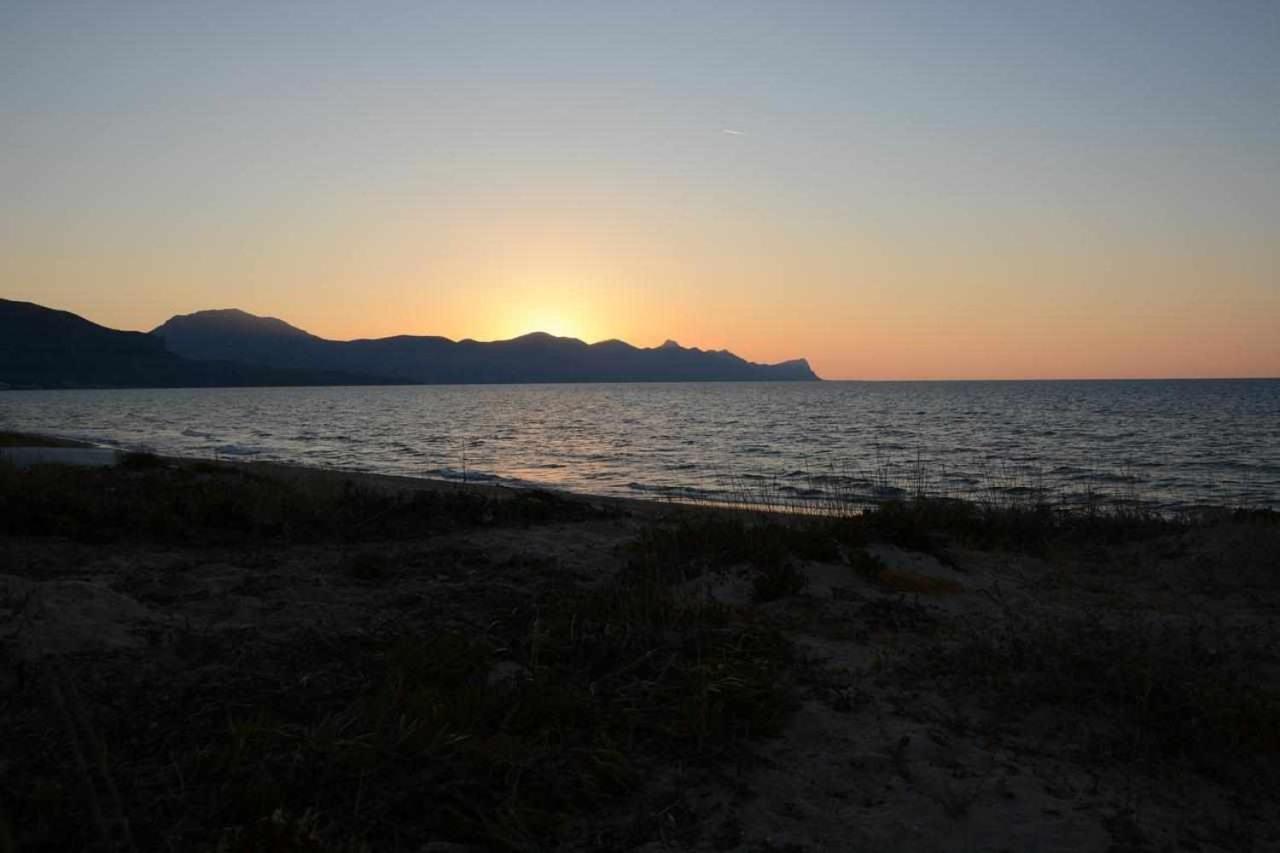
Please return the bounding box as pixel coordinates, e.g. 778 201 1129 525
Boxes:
2 433 1277 851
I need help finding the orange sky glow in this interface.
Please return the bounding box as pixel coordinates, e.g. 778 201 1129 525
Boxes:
3 3 1278 380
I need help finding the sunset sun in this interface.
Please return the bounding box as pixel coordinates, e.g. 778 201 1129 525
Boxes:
501 299 594 342
519 310 578 339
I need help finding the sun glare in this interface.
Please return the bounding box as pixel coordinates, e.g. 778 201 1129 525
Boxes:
502 303 591 341
532 314 582 339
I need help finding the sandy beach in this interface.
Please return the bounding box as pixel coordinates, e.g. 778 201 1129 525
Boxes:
2 434 1277 852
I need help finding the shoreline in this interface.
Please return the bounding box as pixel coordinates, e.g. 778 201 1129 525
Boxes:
2 428 1271 520
1 428 678 517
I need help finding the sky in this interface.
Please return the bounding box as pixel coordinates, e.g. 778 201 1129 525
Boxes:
2 1 1278 380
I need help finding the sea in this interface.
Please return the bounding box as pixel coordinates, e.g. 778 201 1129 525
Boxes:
3 380 1278 513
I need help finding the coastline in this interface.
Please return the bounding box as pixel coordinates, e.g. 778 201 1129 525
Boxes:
0 428 647 506
2 431 1278 850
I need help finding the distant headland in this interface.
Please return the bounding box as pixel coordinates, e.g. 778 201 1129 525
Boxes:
0 299 819 389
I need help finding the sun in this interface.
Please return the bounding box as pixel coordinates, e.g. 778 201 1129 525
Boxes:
501 302 594 341
494 279 601 342
520 310 578 339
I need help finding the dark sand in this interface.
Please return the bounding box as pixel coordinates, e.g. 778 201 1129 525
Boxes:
2 435 1277 851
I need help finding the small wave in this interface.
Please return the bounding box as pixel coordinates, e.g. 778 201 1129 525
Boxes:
626 482 713 499
1072 471 1142 484
424 467 502 483
213 444 259 457
807 473 855 485
791 487 830 498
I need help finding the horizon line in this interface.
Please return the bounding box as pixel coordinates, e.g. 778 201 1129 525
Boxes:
7 298 1277 384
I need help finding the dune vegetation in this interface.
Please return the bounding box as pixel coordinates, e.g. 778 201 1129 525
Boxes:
1 448 1277 851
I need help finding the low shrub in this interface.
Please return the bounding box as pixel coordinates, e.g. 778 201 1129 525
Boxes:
930 610 1280 783
750 560 808 602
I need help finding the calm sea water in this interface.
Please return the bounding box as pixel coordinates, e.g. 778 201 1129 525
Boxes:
3 380 1278 512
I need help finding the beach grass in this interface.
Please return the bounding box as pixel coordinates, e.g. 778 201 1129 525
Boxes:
1 456 794 851
0 456 606 547
926 608 1280 784
2 451 1277 850
101 589 790 851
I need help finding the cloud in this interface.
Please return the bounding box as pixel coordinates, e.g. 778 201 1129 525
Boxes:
721 128 745 135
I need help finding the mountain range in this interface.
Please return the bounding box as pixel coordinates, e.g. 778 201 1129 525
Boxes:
1 299 819 389
0 299 400 389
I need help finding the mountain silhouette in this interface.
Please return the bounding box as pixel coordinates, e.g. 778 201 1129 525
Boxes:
153 309 820 383
0 300 402 389
1 299 819 389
